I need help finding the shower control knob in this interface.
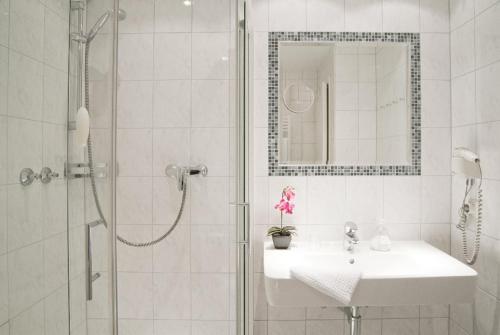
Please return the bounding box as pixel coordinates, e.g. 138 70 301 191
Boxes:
40 167 60 184
19 168 40 186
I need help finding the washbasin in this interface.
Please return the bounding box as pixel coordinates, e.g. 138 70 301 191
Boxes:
264 240 477 307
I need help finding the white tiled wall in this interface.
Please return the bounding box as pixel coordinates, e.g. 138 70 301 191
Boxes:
449 0 500 334
0 0 70 334
252 0 452 334
115 0 236 334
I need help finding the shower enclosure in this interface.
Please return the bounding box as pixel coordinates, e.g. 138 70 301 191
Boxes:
0 0 250 334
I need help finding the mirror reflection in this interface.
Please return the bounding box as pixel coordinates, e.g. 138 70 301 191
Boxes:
278 41 411 166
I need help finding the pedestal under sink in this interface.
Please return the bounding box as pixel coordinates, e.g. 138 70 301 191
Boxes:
264 240 477 307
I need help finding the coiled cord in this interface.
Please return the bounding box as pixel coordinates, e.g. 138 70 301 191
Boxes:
457 165 483 265
84 42 186 247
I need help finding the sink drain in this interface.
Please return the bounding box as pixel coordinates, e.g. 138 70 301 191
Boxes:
349 258 355 264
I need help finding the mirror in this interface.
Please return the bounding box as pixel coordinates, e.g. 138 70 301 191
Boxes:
278 41 411 166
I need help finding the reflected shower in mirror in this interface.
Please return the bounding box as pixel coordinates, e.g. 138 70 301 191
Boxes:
278 41 410 166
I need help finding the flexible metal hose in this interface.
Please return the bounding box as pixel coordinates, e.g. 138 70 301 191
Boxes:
457 166 483 265
84 42 186 247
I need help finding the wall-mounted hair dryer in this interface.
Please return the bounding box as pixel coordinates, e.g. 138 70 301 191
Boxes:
452 147 481 178
452 147 483 265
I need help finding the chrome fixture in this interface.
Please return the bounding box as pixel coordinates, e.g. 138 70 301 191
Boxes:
165 164 208 191
71 8 127 44
65 162 107 179
19 168 39 186
19 167 60 186
40 167 59 184
347 306 361 335
85 219 104 300
344 221 359 253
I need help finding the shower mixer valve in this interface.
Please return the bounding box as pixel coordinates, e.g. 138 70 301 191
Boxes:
165 164 208 191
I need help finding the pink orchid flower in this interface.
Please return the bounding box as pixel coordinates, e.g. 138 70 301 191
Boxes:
274 186 295 215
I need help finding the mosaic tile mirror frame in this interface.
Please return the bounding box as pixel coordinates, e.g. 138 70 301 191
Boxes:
268 32 421 176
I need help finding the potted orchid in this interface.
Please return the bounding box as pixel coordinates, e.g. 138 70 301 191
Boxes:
267 186 296 249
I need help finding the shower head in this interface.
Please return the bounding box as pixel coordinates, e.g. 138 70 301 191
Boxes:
86 8 127 43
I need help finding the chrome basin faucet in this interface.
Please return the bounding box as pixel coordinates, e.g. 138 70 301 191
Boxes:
344 221 359 253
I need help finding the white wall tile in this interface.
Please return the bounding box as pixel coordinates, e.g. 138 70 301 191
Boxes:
0 46 7 117
306 0 345 31
305 320 344 335
253 0 269 32
0 0 8 48
9 0 44 61
382 0 420 32
44 285 69 335
152 128 190 176
0 255 7 324
117 225 153 272
0 118 6 185
119 0 154 33
10 301 44 335
421 127 451 176
153 33 191 80
422 80 450 128
268 321 305 335
154 0 192 33
43 66 68 125
475 2 500 68
421 176 451 223
8 243 44 317
192 0 230 32
43 232 68 295
451 20 475 78
118 319 154 335
192 33 230 79
421 34 450 80
420 0 450 33
153 80 191 127
191 225 229 272
153 224 190 272
43 8 69 72
345 0 383 32
117 81 153 128
154 320 190 335
383 177 421 224
346 176 383 224
476 61 500 123
118 272 153 319
191 273 229 320
192 80 229 126
450 0 475 30
419 318 449 335
190 177 229 225
254 32 268 80
382 318 418 335
117 129 153 176
190 128 229 176
8 51 43 121
152 176 190 226
269 0 307 31
118 34 154 80
153 273 191 319
451 72 476 127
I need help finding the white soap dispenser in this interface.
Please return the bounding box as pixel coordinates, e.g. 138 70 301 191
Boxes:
370 219 391 252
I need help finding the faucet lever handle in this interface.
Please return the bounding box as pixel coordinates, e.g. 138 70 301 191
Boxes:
344 221 358 235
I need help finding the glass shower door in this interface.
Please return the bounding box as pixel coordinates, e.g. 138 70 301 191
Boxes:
1 0 71 334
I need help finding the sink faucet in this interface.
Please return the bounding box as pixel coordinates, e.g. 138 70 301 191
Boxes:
344 221 359 253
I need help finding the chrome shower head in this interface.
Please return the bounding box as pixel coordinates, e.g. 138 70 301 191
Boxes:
86 8 127 43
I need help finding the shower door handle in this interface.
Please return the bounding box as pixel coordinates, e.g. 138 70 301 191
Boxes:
86 220 104 301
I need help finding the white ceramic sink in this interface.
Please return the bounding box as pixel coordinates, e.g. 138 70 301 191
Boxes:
264 241 477 307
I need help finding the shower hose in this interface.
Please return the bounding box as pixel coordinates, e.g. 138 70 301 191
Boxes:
457 164 483 265
84 43 186 248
